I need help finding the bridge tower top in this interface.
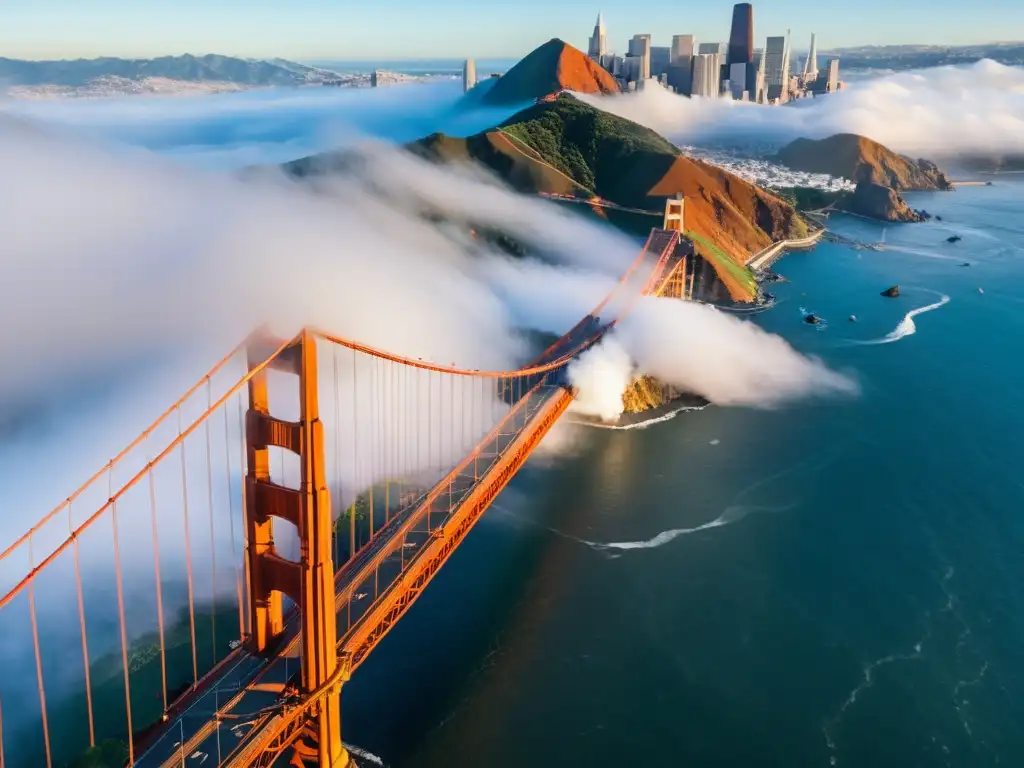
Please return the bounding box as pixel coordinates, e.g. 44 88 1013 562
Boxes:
663 193 685 232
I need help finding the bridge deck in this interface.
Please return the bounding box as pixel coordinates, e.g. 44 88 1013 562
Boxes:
117 228 679 767
135 380 569 767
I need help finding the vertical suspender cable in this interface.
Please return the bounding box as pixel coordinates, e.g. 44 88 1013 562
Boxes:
204 380 218 665
385 361 391 523
350 347 357 560
449 374 454 517
333 344 342 569
368 357 375 541
178 408 199 687
71 504 96 748
222 400 244 642
235 391 251 635
147 468 168 713
111 503 135 765
28 541 51 768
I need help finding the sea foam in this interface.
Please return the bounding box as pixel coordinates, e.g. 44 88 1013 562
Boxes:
859 292 950 345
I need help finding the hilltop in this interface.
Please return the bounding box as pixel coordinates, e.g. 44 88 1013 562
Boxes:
410 96 806 291
481 38 619 105
775 133 953 191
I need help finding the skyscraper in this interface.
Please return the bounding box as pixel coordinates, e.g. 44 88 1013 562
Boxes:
627 34 652 81
727 3 754 68
691 53 720 98
802 33 818 79
764 35 787 102
729 61 748 99
650 46 671 77
588 12 608 59
670 34 696 63
697 42 727 94
463 59 476 93
751 48 766 103
668 35 696 95
824 58 839 92
781 29 792 100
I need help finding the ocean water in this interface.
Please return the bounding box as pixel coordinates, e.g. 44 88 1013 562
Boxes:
341 180 1024 767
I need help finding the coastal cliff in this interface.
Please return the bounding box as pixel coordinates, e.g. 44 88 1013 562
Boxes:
841 182 927 222
776 133 953 191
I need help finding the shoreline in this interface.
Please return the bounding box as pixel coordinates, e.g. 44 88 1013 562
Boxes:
746 228 825 272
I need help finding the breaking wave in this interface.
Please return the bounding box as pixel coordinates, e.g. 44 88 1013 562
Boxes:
859 292 950 345
566 402 709 431
584 504 794 551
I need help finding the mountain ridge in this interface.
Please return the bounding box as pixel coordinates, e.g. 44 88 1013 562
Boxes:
0 53 339 87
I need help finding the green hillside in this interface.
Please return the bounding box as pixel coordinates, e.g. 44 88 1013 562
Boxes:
497 95 681 208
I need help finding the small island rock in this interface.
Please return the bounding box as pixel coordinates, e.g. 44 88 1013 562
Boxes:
947 235 962 243
804 314 822 325
881 285 900 297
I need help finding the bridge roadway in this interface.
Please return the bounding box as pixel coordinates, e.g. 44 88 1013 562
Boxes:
133 230 679 767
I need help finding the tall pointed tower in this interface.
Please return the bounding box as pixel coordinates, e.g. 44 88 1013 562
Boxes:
588 12 608 59
803 33 818 79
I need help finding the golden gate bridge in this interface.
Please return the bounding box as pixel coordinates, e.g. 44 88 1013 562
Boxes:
0 208 691 768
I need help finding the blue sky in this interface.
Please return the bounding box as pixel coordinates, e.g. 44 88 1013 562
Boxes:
1 0 1019 60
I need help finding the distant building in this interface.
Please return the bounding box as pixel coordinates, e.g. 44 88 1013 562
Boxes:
691 53 720 98
729 61 748 100
697 41 726 56
811 57 841 94
670 34 696 63
588 12 609 59
782 30 792 98
626 34 652 82
727 3 754 69
802 33 819 80
463 59 476 93
602 54 624 76
764 35 789 102
698 41 728 91
651 46 671 78
371 70 402 87
751 48 767 103
667 34 696 95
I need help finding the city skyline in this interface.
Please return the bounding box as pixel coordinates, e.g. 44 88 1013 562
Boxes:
1 1 1021 60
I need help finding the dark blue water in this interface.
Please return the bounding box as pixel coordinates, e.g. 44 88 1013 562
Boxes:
344 180 1024 767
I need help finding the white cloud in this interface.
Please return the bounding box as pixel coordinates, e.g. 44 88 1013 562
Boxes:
579 60 1024 160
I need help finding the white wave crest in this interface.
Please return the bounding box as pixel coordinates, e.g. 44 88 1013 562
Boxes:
860 292 950 345
583 504 794 551
566 402 709 431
